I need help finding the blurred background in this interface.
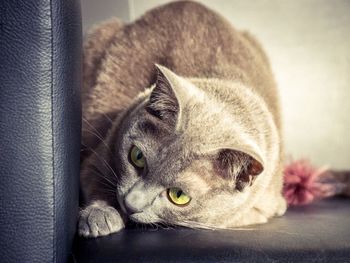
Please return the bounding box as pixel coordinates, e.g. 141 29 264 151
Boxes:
81 0 350 169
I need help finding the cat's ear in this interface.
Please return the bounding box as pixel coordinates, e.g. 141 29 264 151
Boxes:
146 64 192 125
215 149 264 191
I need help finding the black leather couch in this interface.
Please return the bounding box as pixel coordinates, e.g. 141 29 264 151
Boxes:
1 1 349 263
75 198 350 263
0 0 81 262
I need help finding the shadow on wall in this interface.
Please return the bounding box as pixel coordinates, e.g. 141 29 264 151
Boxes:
81 0 130 32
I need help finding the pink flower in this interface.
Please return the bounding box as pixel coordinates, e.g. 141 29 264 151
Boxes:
283 159 343 206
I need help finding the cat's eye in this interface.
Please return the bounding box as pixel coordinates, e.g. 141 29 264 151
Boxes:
167 188 191 206
130 146 145 168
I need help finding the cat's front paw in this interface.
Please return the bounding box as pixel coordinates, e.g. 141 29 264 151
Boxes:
275 196 287 217
78 201 124 238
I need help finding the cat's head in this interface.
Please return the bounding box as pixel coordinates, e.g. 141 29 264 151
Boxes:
112 65 269 229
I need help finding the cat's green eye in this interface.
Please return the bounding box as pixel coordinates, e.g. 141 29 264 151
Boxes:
167 188 191 206
130 146 145 168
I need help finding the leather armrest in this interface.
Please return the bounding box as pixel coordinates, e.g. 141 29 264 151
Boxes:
0 1 81 262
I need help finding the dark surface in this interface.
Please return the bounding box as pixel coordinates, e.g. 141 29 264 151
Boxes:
0 1 81 263
74 198 350 263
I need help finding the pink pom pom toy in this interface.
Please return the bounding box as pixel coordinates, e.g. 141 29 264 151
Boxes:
283 159 346 206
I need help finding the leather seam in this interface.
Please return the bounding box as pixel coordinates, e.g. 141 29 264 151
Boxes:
49 0 56 262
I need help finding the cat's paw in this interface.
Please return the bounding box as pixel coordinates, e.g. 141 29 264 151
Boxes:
236 208 268 227
78 201 124 238
275 196 287 216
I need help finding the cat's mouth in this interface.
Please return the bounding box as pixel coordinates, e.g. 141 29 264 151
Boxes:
128 212 157 224
128 213 143 223
116 192 128 215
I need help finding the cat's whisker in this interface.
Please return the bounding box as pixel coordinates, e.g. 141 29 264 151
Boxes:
154 223 161 230
162 222 175 230
93 187 119 197
101 189 118 194
179 220 257 231
100 189 119 196
88 167 117 188
148 222 159 231
82 117 103 138
157 219 176 230
101 112 114 125
82 143 120 181
179 220 218 230
82 116 114 154
153 222 161 230
82 129 112 155
94 176 116 189
95 178 116 190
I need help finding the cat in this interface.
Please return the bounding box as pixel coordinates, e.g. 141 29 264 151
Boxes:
79 1 287 238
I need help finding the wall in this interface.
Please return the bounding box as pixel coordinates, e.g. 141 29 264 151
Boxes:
82 0 350 169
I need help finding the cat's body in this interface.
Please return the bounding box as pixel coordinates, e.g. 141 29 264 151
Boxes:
79 1 286 238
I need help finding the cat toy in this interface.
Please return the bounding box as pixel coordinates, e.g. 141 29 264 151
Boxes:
283 159 348 206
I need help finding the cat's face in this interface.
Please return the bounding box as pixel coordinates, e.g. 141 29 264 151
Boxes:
112 65 264 229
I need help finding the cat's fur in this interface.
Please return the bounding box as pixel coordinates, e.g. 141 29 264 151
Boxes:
79 1 287 238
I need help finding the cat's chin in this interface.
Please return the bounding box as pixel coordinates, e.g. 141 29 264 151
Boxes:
129 212 159 224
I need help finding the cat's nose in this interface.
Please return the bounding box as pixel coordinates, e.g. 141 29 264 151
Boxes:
124 198 139 214
124 191 146 214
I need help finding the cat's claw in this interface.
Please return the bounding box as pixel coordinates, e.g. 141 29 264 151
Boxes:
78 201 124 238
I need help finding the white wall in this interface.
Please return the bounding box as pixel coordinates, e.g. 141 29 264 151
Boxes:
82 0 350 169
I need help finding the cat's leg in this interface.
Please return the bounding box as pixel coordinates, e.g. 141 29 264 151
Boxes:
274 194 287 216
254 191 287 218
235 207 269 227
229 195 287 228
78 200 125 238
241 193 286 227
